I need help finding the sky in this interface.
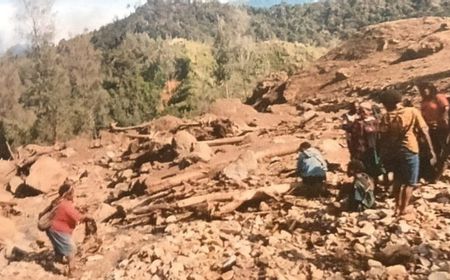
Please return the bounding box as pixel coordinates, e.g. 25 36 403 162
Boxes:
0 0 143 52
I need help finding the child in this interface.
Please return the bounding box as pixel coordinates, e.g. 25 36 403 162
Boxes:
297 142 327 197
347 160 375 211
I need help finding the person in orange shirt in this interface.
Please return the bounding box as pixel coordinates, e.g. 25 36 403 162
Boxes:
379 90 436 216
45 184 88 277
419 82 450 181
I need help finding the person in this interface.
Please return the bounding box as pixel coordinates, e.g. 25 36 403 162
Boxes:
297 141 327 197
378 89 436 216
347 159 375 211
41 183 88 277
342 102 359 158
347 102 384 179
419 82 450 181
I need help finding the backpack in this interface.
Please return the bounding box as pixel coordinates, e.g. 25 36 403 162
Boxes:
350 173 375 211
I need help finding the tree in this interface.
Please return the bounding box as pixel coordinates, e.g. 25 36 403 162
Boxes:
59 36 110 136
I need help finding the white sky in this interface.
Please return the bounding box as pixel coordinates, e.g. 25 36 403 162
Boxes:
0 0 143 52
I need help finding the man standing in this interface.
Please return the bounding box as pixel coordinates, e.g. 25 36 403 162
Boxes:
379 90 436 216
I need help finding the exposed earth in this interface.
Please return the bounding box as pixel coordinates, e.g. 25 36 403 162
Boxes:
1 17 450 280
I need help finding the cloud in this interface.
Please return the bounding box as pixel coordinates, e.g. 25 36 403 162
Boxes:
0 0 139 52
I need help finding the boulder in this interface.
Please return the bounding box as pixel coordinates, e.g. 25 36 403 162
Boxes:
172 131 197 156
25 156 68 193
222 151 258 181
188 142 213 163
320 139 349 167
7 176 24 194
0 160 16 189
429 272 450 280
384 265 407 278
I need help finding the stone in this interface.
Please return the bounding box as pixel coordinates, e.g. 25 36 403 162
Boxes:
60 147 77 158
354 243 366 254
221 270 234 280
368 259 383 268
219 221 242 235
166 215 177 223
189 142 213 163
95 203 117 222
335 68 351 81
429 272 450 280
173 131 197 156
0 160 16 189
320 139 349 167
359 222 376 236
385 265 407 278
222 151 258 181
26 156 68 193
7 176 24 194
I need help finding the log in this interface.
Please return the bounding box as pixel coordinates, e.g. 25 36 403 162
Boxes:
142 141 301 196
110 122 153 132
201 136 247 147
145 169 211 195
254 141 301 159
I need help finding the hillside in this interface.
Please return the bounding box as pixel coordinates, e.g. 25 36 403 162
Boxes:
282 17 450 104
1 17 450 280
91 0 450 49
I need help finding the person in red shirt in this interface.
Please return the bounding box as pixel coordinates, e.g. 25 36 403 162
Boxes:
45 184 88 277
419 82 450 181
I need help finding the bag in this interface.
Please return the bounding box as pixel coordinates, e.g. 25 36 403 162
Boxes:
350 173 375 211
37 203 58 231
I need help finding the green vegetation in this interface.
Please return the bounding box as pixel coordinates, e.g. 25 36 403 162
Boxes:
2 0 449 145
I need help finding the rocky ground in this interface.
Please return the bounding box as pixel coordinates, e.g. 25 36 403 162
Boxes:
1 17 450 280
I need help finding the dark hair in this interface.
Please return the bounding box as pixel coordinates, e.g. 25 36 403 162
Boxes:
379 89 402 107
417 82 437 96
348 159 366 174
299 141 312 151
58 183 72 197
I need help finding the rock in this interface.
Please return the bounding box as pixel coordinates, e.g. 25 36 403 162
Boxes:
7 176 24 194
26 156 68 193
60 147 77 158
173 131 197 156
222 255 237 271
0 160 16 189
222 151 258 181
166 215 177 223
186 142 213 163
335 68 351 81
397 36 444 63
219 221 242 235
354 243 366 254
320 139 349 167
377 244 413 266
95 203 117 222
368 259 383 268
429 272 450 280
397 221 412 234
0 216 17 242
384 265 407 278
221 270 234 280
359 222 376 236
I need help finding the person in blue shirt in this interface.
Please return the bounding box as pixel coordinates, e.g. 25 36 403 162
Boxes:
297 141 328 196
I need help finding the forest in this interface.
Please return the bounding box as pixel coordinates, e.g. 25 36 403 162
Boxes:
1 0 449 145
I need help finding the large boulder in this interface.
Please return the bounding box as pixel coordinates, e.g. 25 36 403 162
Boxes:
172 131 197 156
0 160 16 189
222 151 258 181
25 156 68 193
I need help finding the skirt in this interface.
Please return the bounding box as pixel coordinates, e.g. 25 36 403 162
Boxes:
46 229 76 257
